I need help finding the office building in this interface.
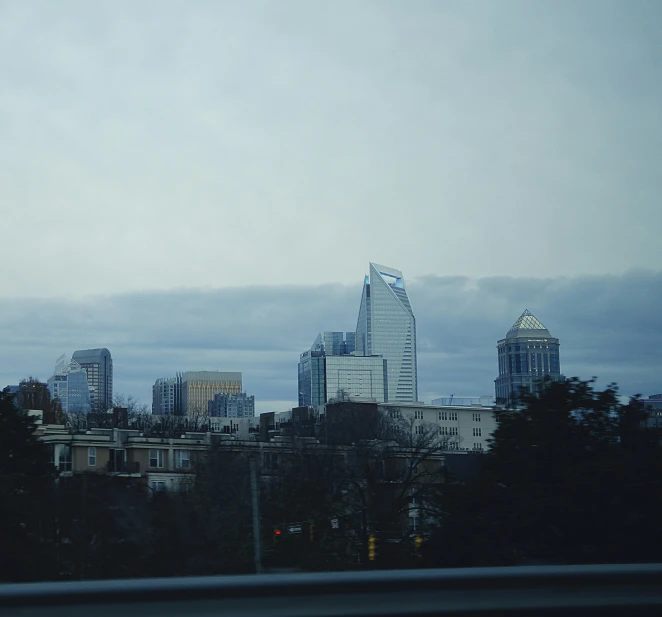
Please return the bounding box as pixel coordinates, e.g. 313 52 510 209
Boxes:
310 331 356 356
180 371 242 416
495 309 561 406
208 392 255 418
152 377 180 415
47 355 92 414
355 263 418 403
152 371 243 416
72 348 113 411
298 333 388 407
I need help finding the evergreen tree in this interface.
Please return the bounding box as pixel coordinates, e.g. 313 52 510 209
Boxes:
426 378 662 567
0 389 55 581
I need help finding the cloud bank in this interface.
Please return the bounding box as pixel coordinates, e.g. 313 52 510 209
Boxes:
1 270 660 412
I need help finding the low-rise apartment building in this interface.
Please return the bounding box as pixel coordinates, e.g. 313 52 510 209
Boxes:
376 402 497 452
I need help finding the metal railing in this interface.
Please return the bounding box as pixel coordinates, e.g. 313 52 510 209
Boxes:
1 563 662 616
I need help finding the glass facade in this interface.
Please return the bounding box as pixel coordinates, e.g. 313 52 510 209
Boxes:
495 310 562 405
152 377 180 415
355 263 417 403
324 355 387 403
298 351 327 407
298 348 387 407
47 357 92 413
180 371 242 416
208 392 255 418
72 348 113 411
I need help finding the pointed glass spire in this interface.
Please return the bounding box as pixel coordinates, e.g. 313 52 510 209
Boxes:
507 309 551 337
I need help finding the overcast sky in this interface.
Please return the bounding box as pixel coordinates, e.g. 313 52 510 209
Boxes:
1 1 660 410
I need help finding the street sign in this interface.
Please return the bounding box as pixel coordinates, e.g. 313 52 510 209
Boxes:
288 525 302 534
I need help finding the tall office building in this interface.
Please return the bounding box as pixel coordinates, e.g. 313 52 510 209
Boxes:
152 371 243 416
495 309 562 406
298 333 388 407
311 332 356 356
71 348 113 411
47 355 92 413
208 392 255 418
355 263 418 403
152 377 180 415
180 371 242 416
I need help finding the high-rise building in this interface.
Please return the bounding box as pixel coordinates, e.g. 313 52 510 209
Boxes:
47 355 92 413
152 377 181 415
310 332 356 356
495 309 562 406
180 371 242 416
355 263 418 403
152 371 243 416
71 348 113 411
298 333 388 407
208 392 255 418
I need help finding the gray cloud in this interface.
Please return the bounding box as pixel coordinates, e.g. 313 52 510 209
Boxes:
1 1 661 297
1 270 660 412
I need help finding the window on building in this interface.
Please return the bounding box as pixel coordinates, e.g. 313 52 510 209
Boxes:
473 443 484 451
473 428 482 437
151 481 166 492
449 412 458 421
88 447 96 466
409 515 420 531
150 449 165 468
175 450 190 469
438 411 447 421
414 410 423 420
472 412 481 422
59 445 72 471
450 427 458 436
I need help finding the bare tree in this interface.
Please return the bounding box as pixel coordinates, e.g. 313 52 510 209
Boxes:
265 399 449 567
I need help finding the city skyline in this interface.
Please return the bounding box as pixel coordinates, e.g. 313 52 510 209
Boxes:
1 269 659 413
1 1 660 412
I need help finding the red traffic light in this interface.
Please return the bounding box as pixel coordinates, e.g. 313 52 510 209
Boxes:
274 529 282 536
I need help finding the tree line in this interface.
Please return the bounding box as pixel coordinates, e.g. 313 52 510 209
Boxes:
1 377 661 582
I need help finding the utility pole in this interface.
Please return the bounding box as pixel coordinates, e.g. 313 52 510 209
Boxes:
250 457 262 574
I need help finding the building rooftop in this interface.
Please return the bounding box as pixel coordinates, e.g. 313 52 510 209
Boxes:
506 309 552 338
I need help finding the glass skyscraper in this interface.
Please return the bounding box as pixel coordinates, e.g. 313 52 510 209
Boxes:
495 309 562 406
47 355 92 413
355 263 418 403
298 332 387 407
72 348 113 411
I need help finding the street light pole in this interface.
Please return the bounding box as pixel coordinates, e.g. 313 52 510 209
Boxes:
250 456 262 574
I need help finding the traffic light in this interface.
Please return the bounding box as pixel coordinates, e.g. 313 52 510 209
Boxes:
273 527 282 544
309 522 315 542
414 535 423 556
368 535 376 561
